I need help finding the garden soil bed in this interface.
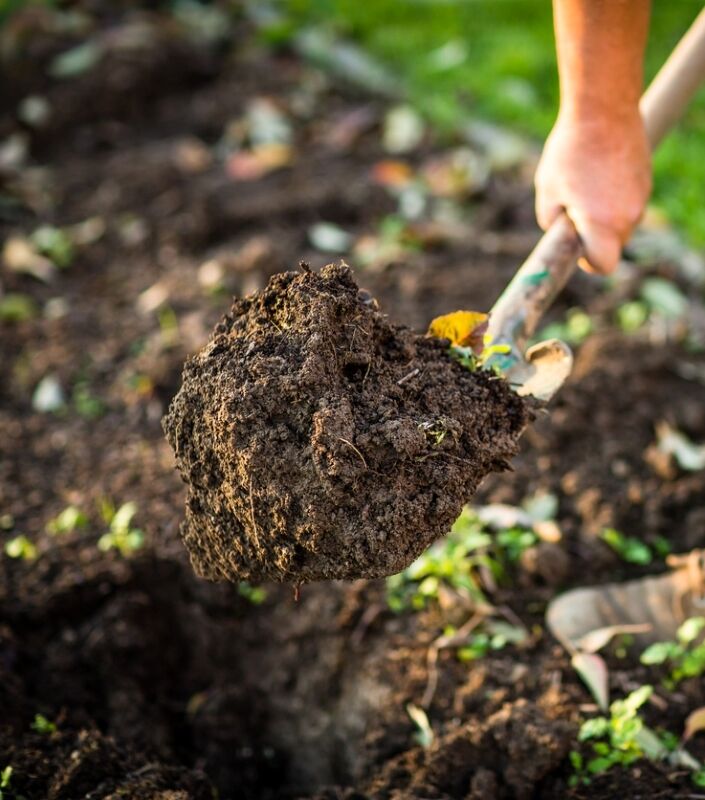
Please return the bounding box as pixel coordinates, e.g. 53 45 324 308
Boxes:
2 4 705 799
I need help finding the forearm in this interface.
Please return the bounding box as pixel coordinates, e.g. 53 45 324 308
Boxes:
553 0 650 122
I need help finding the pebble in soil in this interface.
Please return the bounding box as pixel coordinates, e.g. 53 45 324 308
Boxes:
163 262 531 583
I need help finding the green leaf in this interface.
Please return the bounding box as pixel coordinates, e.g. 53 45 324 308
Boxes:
578 717 610 741
0 293 37 322
678 617 705 644
600 528 652 565
641 641 679 665
4 535 37 561
47 505 87 535
49 41 103 79
237 582 267 605
31 226 74 268
1 766 12 789
620 685 653 716
587 755 614 774
616 300 648 333
31 714 56 734
111 502 137 533
640 277 688 319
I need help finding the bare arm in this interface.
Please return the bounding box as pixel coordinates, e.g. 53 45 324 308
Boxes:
535 0 652 274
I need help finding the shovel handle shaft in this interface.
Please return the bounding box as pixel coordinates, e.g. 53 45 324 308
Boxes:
486 213 581 366
488 7 705 358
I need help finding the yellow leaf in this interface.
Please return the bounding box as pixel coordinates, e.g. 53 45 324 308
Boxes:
427 310 489 353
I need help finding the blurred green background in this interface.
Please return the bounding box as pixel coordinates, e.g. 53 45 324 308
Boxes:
278 0 705 245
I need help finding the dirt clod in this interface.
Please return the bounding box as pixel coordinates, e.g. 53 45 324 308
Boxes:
164 263 530 583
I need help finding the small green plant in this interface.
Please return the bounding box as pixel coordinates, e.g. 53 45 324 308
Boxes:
456 620 527 661
237 582 267 605
537 307 593 346
0 294 37 323
600 527 652 565
570 685 657 786
98 502 144 556
31 714 56 734
46 505 88 535
418 419 449 447
450 340 512 374
386 507 537 612
616 300 649 333
0 765 12 800
30 225 74 268
158 306 180 347
641 616 705 688
4 535 37 561
72 379 105 420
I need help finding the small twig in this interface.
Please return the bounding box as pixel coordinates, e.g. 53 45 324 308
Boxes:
421 610 487 708
351 603 384 647
397 368 420 386
339 437 368 469
248 480 258 538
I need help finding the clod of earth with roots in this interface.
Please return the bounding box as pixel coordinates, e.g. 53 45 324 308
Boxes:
164 263 530 584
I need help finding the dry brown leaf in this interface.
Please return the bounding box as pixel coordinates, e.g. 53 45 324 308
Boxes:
684 707 705 741
572 652 609 710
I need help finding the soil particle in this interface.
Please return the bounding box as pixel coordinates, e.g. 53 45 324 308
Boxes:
164 262 530 583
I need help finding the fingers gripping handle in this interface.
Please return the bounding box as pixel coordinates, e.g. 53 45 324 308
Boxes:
488 8 705 363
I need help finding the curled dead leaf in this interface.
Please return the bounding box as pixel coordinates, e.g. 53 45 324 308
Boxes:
547 550 705 653
684 707 705 741
226 143 293 181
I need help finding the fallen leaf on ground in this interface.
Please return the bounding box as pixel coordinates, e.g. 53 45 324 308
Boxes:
226 143 293 181
383 105 424 154
572 652 609 710
421 148 490 198
323 105 377 150
49 41 104 78
371 160 414 189
655 421 705 472
427 310 489 352
32 375 65 413
574 624 652 654
547 553 705 652
308 223 352 254
3 237 55 282
406 703 433 748
684 707 705 741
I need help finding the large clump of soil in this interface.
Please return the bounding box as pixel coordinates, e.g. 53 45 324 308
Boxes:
164 263 531 583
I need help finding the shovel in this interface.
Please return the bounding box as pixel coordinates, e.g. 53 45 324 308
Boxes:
486 9 705 401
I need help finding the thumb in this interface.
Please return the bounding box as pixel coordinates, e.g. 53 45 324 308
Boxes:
566 210 623 275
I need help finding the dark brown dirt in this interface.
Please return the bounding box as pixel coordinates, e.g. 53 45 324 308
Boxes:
3 4 705 800
164 262 529 583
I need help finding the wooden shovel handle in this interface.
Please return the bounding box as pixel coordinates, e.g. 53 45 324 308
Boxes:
488 8 705 358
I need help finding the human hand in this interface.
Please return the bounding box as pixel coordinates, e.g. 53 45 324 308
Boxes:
534 110 652 274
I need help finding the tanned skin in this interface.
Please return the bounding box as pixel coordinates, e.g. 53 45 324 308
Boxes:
535 0 652 274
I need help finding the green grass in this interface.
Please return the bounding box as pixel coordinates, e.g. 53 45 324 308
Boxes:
278 0 705 244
